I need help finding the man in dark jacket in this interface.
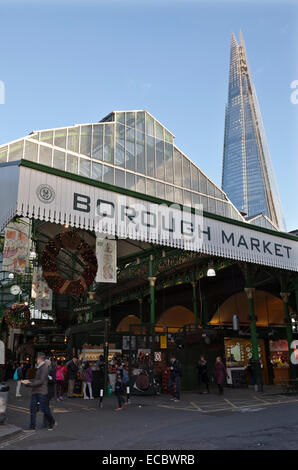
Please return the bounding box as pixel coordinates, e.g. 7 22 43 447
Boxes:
66 356 79 398
168 356 182 402
196 355 210 394
22 352 56 431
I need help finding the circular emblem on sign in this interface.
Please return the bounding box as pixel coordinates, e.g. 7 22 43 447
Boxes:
36 184 55 204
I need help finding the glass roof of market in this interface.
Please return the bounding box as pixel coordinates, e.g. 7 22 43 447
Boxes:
0 110 246 222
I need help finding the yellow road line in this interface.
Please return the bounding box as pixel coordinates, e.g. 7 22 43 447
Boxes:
158 404 197 412
254 395 270 404
8 404 29 411
224 399 238 408
0 431 35 448
7 405 29 414
158 397 298 413
190 401 203 411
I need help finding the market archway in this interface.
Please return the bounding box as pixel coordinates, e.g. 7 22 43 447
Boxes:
209 290 291 327
116 315 140 333
157 305 195 332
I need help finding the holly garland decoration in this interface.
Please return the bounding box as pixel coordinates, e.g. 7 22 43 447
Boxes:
5 303 31 329
41 231 97 296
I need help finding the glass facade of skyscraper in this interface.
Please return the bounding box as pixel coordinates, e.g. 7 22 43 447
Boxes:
222 32 286 231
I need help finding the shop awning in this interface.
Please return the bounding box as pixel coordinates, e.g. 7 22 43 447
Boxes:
1 160 298 272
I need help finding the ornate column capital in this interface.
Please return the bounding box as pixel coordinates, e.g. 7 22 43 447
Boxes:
244 287 255 299
280 292 291 303
148 277 156 287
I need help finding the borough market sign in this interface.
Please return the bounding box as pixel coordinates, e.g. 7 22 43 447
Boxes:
0 163 297 272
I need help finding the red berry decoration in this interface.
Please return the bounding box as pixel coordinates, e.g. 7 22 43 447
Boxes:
41 231 97 296
5 303 31 329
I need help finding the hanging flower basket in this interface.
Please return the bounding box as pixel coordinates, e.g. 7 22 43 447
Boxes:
41 231 97 296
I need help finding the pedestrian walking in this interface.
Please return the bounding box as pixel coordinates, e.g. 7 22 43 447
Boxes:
66 355 79 398
214 356 227 395
56 360 67 400
15 362 24 397
43 358 56 428
21 352 56 431
196 355 210 394
81 361 94 399
168 356 182 402
114 361 128 411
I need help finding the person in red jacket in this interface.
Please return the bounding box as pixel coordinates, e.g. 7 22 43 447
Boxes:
56 360 67 401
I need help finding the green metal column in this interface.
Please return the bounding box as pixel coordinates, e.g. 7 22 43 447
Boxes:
148 255 156 327
244 287 262 391
191 281 198 326
280 292 295 379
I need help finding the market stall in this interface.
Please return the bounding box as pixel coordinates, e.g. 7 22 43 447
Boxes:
224 337 269 385
269 340 290 384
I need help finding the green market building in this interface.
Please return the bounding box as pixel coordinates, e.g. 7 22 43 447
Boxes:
0 110 298 390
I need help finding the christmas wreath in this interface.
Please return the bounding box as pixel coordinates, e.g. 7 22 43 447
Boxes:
41 231 97 296
5 303 31 329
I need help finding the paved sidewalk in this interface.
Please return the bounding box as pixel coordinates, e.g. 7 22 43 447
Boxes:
0 423 22 442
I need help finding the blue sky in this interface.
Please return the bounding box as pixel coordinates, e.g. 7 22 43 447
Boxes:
0 0 297 230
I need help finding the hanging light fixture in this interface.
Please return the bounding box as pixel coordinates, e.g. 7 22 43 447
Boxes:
29 250 37 260
8 273 14 279
207 262 216 277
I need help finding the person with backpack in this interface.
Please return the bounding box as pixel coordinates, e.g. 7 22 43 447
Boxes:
168 356 182 402
14 362 24 397
81 361 94 400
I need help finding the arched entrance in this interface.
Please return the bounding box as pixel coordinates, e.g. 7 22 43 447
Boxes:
116 315 140 333
157 306 195 332
209 290 291 327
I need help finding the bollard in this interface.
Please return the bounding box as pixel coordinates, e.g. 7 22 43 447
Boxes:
99 389 104 408
126 386 130 404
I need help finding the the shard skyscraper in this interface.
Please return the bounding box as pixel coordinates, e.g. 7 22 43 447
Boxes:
222 32 286 231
